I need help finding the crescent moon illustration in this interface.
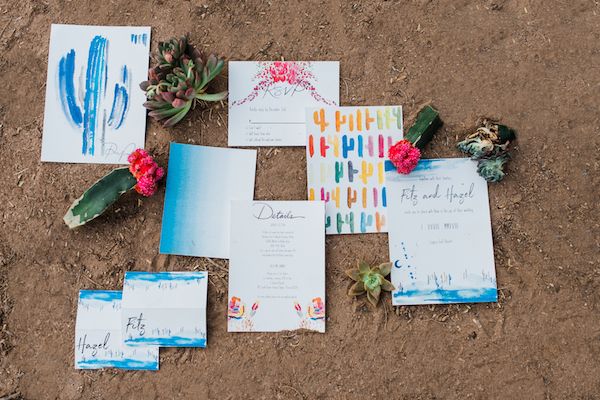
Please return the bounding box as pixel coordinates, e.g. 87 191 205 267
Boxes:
394 260 402 269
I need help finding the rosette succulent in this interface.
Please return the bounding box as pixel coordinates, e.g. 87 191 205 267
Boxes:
477 153 510 182
140 35 227 127
346 261 395 306
457 119 517 182
457 120 515 159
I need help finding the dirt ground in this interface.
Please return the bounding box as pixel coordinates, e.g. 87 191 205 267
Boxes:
0 0 599 398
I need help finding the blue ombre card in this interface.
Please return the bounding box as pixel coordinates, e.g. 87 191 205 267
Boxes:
75 290 159 370
121 272 208 347
159 143 257 259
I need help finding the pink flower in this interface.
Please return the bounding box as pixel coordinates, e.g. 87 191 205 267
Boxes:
388 140 421 174
128 148 165 197
269 61 290 83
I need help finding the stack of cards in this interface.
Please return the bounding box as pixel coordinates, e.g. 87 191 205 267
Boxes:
75 271 207 370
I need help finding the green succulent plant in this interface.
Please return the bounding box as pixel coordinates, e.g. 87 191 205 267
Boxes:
457 136 496 158
346 261 395 306
477 153 510 182
457 119 516 182
140 35 227 127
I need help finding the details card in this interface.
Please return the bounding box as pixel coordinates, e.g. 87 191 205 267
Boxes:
42 24 150 164
386 158 498 305
122 272 208 347
228 201 326 332
75 290 158 370
160 143 257 259
306 106 403 234
228 61 339 146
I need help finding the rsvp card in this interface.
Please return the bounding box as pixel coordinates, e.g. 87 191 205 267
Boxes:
160 143 257 259
75 290 158 370
122 272 208 347
228 201 326 332
386 158 498 305
306 106 403 234
228 61 339 146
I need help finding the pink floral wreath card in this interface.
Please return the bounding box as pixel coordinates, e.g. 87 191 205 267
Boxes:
305 106 404 235
228 61 339 146
228 201 326 332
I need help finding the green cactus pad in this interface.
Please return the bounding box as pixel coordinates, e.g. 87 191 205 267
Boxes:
404 105 443 150
63 167 137 229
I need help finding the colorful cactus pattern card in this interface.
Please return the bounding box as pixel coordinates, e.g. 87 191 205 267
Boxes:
42 24 150 164
228 61 339 146
75 290 159 370
159 143 257 259
306 106 404 235
228 201 326 332
121 272 208 347
386 158 498 305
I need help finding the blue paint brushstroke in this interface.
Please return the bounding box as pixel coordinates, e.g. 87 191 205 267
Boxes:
107 65 129 129
141 33 148 46
125 336 206 348
76 358 159 370
393 287 498 303
82 35 108 156
58 50 83 126
125 271 207 282
79 290 121 302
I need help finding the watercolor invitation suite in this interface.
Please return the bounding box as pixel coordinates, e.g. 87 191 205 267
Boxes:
386 158 498 305
160 143 257 259
228 61 339 146
306 106 403 235
228 201 326 332
75 290 159 370
42 24 150 164
121 272 208 347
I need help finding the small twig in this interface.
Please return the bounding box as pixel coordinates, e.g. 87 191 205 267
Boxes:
0 392 21 400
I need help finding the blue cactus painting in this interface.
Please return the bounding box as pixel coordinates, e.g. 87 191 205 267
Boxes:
42 25 151 164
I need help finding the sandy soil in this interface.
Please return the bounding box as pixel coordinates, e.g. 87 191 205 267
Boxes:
0 0 599 399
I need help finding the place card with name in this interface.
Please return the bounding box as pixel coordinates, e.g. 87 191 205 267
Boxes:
75 290 158 370
122 272 208 347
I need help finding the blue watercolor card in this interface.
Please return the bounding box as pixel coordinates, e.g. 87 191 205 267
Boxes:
160 143 257 259
42 24 151 164
75 290 159 370
121 272 208 347
386 158 498 305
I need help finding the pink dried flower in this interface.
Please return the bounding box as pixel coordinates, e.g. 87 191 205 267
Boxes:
388 139 421 174
128 148 165 197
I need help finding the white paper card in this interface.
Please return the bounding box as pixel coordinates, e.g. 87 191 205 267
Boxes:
228 61 339 146
386 158 498 305
306 106 403 234
160 143 257 259
42 24 150 164
122 272 208 347
75 290 158 370
228 201 326 332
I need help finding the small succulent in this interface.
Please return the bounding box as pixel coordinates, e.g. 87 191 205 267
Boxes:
477 153 510 183
140 35 227 127
346 261 395 306
457 119 516 182
457 119 515 159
